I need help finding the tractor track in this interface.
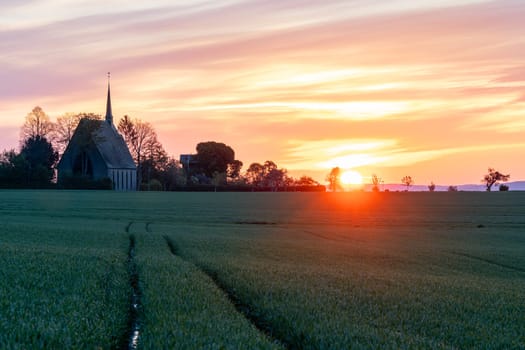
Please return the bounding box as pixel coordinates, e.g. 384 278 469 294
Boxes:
451 252 525 273
162 235 292 350
119 234 143 350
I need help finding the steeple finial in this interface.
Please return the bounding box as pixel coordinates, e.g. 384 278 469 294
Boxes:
105 72 113 125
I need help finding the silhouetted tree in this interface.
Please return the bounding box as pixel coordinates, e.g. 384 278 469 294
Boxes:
143 133 168 186
20 106 54 141
194 141 237 178
227 159 243 183
499 184 509 191
326 167 342 192
243 160 290 189
117 115 137 146
428 182 436 192
159 158 186 190
483 168 510 191
294 176 319 186
401 175 413 191
371 174 381 192
447 185 458 192
20 135 58 187
245 162 265 186
53 112 101 155
0 150 28 188
265 168 289 190
53 113 81 154
118 116 166 188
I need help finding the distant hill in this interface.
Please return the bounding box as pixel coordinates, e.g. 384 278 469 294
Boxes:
363 181 525 192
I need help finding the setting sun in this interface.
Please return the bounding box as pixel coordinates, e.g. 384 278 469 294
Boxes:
340 170 363 185
1 1 525 186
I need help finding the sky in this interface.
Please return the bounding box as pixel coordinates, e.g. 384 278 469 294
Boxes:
1 0 524 185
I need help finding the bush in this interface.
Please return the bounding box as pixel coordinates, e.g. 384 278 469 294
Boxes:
499 184 509 191
141 179 163 191
59 176 112 190
447 186 458 192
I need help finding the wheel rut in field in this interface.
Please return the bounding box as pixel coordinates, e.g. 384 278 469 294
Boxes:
451 252 525 273
120 234 143 350
234 220 277 225
125 221 134 233
304 229 346 242
126 221 153 234
162 235 292 350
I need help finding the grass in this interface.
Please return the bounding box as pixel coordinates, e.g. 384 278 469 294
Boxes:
0 219 129 348
134 231 282 349
0 190 524 348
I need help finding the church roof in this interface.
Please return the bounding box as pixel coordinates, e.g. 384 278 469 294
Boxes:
57 118 136 170
57 74 136 171
91 119 136 169
105 76 113 125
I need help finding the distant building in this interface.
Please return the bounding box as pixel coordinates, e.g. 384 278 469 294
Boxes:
180 154 197 172
180 153 205 183
57 80 137 190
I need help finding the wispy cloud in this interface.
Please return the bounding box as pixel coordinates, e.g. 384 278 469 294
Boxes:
283 138 525 173
1 0 525 183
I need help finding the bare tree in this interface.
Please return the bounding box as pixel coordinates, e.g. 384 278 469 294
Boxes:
483 168 510 191
326 167 342 192
52 113 101 155
53 113 81 154
20 106 54 141
371 174 381 192
118 115 137 147
401 175 413 191
118 116 166 187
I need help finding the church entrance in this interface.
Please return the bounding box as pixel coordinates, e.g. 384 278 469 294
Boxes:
73 151 94 178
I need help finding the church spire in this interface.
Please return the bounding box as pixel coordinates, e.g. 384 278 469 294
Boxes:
105 72 113 125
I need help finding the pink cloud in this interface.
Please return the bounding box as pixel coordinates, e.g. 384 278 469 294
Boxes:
2 0 525 183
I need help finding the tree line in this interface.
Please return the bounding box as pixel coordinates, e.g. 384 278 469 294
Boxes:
3 106 510 192
0 106 324 191
326 167 511 192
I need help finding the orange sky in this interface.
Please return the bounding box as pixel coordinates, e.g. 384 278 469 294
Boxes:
1 0 524 185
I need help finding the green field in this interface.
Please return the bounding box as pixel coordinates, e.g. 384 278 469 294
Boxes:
1 190 524 349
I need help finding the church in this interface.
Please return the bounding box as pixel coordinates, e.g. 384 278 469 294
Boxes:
57 80 137 191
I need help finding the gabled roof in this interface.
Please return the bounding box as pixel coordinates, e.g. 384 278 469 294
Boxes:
92 119 136 169
57 76 136 171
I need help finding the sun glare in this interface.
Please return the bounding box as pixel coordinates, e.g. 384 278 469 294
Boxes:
340 170 363 185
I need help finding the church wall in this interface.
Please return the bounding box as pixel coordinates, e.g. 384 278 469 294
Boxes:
89 148 109 180
109 168 137 191
58 143 107 181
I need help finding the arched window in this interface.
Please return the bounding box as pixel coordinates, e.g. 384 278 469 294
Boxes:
73 151 94 178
